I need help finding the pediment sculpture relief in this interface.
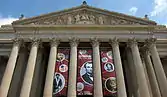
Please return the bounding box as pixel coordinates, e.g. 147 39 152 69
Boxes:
24 10 142 25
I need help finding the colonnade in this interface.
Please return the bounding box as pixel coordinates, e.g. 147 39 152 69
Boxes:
0 37 167 97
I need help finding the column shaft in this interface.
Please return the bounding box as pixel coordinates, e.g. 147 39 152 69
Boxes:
36 49 47 97
143 49 161 97
20 40 39 97
126 48 139 97
8 46 28 97
30 47 43 97
43 39 59 97
67 38 78 97
148 39 167 97
141 56 153 97
111 40 127 97
129 39 151 97
91 39 103 97
0 39 20 97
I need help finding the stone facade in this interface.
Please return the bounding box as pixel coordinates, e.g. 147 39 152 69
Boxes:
0 2 167 97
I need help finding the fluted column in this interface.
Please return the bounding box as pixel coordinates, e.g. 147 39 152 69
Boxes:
67 38 79 97
43 38 59 97
0 38 21 97
141 56 153 97
147 38 167 97
126 48 139 97
110 38 127 97
20 39 39 97
8 45 28 97
142 47 161 97
91 38 103 97
128 38 151 97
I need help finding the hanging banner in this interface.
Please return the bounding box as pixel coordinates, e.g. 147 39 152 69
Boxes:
101 49 117 96
77 49 93 95
53 49 70 97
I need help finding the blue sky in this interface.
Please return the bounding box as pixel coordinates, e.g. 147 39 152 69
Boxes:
0 0 167 26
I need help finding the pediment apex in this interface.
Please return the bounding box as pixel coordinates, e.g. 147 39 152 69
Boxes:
12 4 156 25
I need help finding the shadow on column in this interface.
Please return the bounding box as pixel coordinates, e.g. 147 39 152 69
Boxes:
0 56 8 85
119 43 136 97
7 45 29 97
30 43 49 97
161 58 167 78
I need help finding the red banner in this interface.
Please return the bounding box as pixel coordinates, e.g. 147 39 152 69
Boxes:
53 49 70 96
77 49 93 95
101 49 117 96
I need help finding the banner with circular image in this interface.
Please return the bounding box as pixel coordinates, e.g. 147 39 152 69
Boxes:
77 49 93 95
53 49 69 97
101 49 117 96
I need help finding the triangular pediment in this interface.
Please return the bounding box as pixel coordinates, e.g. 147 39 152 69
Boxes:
12 4 156 25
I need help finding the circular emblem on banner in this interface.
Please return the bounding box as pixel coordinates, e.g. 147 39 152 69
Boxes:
105 77 117 93
102 57 108 63
104 62 114 72
53 72 65 95
107 51 113 59
80 61 93 85
77 82 84 91
57 53 65 62
79 50 87 55
59 64 68 72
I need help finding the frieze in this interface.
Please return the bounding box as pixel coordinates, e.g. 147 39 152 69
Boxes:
19 10 144 25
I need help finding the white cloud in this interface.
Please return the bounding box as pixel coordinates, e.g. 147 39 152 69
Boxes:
129 7 138 15
0 15 18 27
151 0 167 16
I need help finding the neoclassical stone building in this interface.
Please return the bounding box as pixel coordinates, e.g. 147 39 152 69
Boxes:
0 1 167 97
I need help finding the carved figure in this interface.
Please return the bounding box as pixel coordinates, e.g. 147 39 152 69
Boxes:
56 17 62 24
119 20 126 24
81 14 87 20
110 19 117 25
89 15 95 22
75 14 80 22
67 16 72 24
43 21 50 25
99 16 104 24
85 14 89 20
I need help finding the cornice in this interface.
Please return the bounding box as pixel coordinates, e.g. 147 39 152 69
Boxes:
0 27 15 33
13 25 155 31
0 30 15 33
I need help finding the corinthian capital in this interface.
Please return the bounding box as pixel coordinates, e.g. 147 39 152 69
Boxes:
69 37 79 47
141 46 151 56
13 38 22 46
145 38 157 48
31 38 40 47
50 38 60 47
109 37 119 47
90 37 100 47
127 37 138 47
